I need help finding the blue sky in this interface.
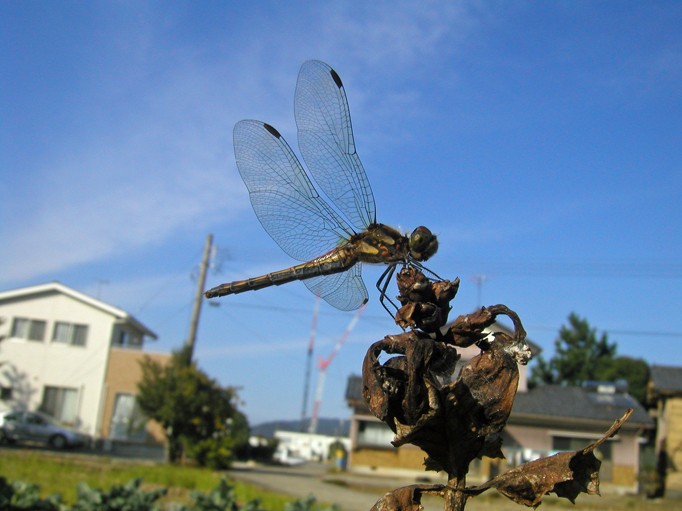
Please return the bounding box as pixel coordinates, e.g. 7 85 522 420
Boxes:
2 1 681 426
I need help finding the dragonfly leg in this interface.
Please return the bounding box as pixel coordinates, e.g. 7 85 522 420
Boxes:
376 264 401 318
410 261 445 282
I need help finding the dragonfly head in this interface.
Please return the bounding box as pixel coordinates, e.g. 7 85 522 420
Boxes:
409 226 438 261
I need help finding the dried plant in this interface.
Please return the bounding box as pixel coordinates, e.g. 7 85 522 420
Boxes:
362 267 632 511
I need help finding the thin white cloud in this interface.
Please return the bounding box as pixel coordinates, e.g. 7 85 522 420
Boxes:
1 55 253 285
1 127 246 283
2 0 507 288
195 338 308 360
321 0 486 69
80 271 196 313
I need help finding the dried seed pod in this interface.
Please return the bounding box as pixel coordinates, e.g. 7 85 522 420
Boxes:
362 331 457 429
363 266 626 511
394 267 459 332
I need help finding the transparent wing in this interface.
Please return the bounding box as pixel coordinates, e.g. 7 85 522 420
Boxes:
295 60 376 232
304 265 368 311
234 120 354 262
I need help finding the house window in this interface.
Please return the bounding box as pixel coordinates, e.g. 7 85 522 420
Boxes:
11 317 47 341
41 386 78 424
552 436 612 459
356 420 395 446
112 328 143 349
0 386 12 400
113 330 131 346
552 435 613 481
52 322 88 346
109 393 147 441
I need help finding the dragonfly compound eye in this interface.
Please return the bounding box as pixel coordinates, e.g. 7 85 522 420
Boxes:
409 226 439 261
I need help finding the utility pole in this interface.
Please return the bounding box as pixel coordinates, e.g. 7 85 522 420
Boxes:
186 233 213 361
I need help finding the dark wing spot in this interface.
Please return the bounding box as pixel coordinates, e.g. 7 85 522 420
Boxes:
263 123 281 138
330 69 343 89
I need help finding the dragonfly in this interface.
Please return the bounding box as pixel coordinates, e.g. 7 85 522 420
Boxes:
205 60 439 313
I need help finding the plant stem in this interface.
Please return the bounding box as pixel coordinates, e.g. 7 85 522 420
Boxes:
444 475 468 511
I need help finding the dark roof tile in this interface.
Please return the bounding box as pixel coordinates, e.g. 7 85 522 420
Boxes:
512 385 652 426
346 374 363 402
347 375 653 427
651 365 682 394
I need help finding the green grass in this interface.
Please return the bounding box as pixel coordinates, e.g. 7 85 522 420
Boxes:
0 449 294 509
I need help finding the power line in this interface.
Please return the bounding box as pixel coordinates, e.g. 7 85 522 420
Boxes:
211 299 390 323
526 325 682 338
134 248 206 315
453 259 682 279
605 329 682 338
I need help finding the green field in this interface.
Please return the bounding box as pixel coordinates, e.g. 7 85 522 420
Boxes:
4 447 682 511
0 448 295 509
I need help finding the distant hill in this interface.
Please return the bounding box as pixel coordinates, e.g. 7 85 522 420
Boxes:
251 418 350 438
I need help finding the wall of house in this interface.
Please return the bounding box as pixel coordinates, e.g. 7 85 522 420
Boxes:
0 291 114 435
273 430 351 462
100 348 171 443
505 424 553 452
505 423 639 489
661 397 682 493
351 444 427 473
348 432 493 483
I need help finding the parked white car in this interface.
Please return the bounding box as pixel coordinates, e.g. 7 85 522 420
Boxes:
0 410 90 449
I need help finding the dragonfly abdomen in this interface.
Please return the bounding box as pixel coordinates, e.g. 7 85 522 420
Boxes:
205 246 357 299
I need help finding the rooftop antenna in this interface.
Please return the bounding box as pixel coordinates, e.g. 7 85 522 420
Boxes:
472 274 487 309
95 279 109 299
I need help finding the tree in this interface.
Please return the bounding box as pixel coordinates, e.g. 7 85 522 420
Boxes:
529 313 649 405
136 345 248 467
531 313 616 386
597 355 649 405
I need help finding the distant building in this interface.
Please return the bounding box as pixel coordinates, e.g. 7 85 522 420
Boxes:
507 381 652 492
272 430 351 464
345 330 652 493
648 365 682 497
0 282 170 456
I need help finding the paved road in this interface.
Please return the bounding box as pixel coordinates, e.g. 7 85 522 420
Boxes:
226 463 539 511
226 462 631 511
227 462 411 511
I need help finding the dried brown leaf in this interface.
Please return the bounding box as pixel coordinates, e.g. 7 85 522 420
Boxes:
362 332 451 429
370 485 446 511
394 267 459 331
467 410 633 508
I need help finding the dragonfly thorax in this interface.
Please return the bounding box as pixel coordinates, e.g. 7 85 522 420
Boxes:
349 224 437 265
350 224 410 265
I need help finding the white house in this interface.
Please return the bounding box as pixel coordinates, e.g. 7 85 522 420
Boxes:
0 282 166 446
273 430 351 464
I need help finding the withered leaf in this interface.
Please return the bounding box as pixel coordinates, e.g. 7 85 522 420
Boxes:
363 332 432 428
394 267 459 332
467 410 633 508
362 318 530 478
370 485 446 511
446 332 521 437
444 304 528 349
423 333 523 476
